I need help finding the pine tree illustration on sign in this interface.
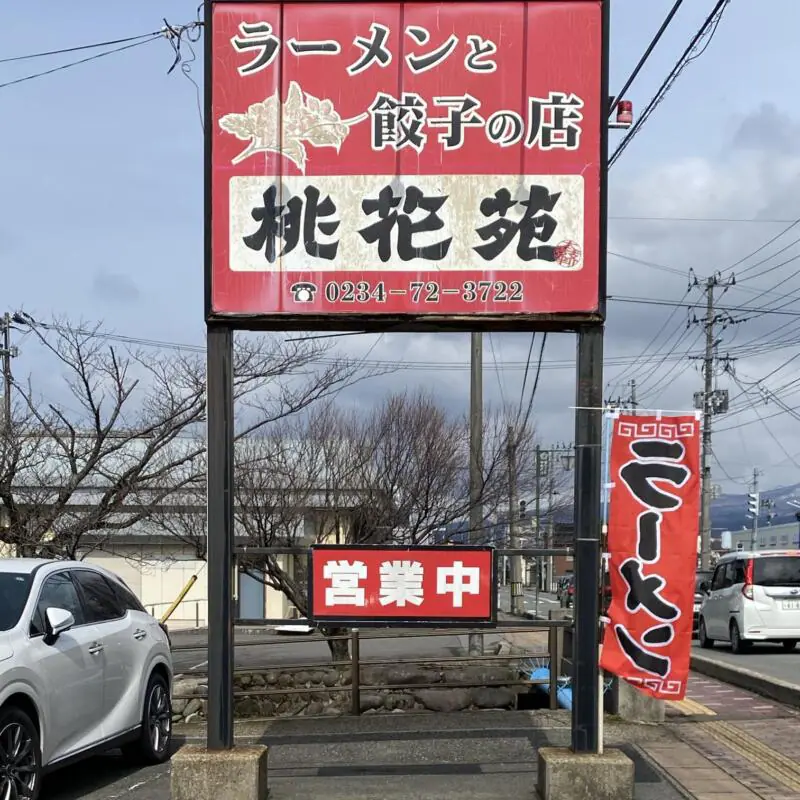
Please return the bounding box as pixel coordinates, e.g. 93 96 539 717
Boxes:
218 81 367 173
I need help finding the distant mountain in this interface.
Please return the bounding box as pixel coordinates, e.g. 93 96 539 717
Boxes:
712 482 800 532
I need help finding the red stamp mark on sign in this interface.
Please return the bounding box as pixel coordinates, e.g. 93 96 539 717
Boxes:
309 545 495 625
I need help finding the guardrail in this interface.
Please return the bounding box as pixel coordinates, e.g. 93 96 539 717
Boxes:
147 599 207 629
171 616 570 716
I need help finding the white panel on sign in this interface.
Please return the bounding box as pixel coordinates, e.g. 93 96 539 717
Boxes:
228 174 585 273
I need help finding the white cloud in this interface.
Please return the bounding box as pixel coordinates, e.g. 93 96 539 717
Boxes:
330 105 800 498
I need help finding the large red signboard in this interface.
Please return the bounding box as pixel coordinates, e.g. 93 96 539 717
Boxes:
309 545 495 625
600 415 701 701
207 0 605 326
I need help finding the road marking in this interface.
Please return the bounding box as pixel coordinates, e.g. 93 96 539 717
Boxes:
668 697 716 716
752 705 774 710
190 660 208 671
700 720 800 791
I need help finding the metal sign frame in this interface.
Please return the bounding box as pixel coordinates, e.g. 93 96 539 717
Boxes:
203 0 608 757
308 543 498 627
204 0 609 333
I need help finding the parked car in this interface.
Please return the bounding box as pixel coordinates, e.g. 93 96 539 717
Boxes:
274 606 316 635
697 550 800 654
693 569 714 635
0 559 173 800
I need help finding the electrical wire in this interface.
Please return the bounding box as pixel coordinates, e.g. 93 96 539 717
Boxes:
519 334 547 436
0 37 163 90
517 334 536 423
0 31 163 64
609 0 730 168
608 0 686 113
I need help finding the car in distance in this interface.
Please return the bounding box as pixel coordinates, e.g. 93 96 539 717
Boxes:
0 559 173 800
697 550 800 653
693 569 714 636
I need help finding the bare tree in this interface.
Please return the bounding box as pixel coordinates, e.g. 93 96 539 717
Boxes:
0 318 382 560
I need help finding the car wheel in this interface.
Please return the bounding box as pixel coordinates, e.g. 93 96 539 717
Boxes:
730 620 750 654
783 640 797 652
698 618 714 649
0 705 41 800
122 673 172 765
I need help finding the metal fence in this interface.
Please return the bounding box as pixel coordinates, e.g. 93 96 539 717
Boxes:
171 618 569 715
172 545 574 718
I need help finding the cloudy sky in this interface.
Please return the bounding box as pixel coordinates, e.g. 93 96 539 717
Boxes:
2 0 800 500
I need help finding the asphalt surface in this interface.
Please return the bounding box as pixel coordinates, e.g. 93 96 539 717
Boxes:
170 590 560 674
39 712 686 800
691 638 800 685
171 627 513 673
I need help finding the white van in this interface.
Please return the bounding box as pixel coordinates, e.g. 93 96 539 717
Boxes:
697 550 800 654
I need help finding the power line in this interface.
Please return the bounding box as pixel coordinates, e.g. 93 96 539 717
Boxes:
0 31 164 64
0 21 203 91
519 334 548 436
0 37 162 90
610 216 800 224
608 0 686 112
609 296 800 317
609 0 730 168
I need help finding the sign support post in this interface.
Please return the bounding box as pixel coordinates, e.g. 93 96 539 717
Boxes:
571 325 603 753
206 325 236 750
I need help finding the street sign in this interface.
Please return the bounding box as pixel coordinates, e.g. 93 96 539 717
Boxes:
308 545 496 626
206 0 606 329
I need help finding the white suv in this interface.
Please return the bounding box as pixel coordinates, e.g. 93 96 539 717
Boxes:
0 559 173 800
698 550 800 654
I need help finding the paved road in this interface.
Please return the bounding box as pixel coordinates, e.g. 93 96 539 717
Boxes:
691 639 800 686
171 627 520 674
39 712 685 800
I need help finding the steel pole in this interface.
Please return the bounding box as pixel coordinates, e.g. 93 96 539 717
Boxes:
206 324 235 750
469 332 484 653
572 326 603 753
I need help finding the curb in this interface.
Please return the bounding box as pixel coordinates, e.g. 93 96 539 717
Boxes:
690 652 800 708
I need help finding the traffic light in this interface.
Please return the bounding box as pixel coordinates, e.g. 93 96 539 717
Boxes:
747 492 760 517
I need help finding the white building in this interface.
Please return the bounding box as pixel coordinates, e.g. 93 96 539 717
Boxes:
1 435 365 629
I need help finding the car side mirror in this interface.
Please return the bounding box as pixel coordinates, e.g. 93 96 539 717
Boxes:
699 582 710 594
45 607 75 641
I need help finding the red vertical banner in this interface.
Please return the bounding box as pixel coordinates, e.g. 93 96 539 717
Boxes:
600 414 701 700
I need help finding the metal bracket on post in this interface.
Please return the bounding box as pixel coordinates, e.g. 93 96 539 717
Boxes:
206 324 235 751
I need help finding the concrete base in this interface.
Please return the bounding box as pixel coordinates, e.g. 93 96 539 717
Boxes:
537 747 634 800
616 680 665 723
171 745 269 800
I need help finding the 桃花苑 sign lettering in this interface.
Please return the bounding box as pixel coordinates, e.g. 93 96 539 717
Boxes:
600 416 701 701
208 1 604 320
309 546 495 625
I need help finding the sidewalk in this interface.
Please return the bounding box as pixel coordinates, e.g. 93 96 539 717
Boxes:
42 682 800 799
664 684 800 799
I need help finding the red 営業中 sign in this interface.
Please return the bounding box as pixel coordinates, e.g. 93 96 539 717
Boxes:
308 545 495 625
600 414 701 701
207 1 606 327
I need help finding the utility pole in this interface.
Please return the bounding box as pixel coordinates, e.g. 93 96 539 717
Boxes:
692 272 736 570
468 332 484 653
629 378 637 415
1 313 16 433
534 445 542 590
546 473 555 594
508 424 524 615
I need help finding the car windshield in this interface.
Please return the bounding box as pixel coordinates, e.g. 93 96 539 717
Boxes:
0 573 33 632
753 557 800 587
